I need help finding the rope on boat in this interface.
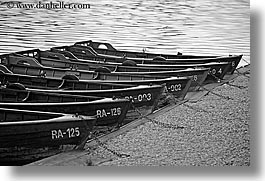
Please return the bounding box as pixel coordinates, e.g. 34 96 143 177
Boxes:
74 131 93 150
82 114 130 158
209 70 248 89
74 114 94 150
131 102 185 130
209 72 222 83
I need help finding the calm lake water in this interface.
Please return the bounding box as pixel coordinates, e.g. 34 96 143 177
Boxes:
0 0 250 67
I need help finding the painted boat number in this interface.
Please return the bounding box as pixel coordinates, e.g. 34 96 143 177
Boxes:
96 107 122 118
125 93 152 103
165 84 182 92
51 127 80 140
193 75 198 81
211 68 222 75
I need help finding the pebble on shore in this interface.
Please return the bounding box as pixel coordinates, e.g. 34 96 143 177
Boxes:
77 66 251 166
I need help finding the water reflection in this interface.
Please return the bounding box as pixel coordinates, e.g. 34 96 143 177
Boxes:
0 0 250 66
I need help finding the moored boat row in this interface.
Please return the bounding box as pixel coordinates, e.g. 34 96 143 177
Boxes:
73 40 242 74
0 40 243 165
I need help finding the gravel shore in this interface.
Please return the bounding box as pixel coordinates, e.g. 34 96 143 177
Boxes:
65 66 251 166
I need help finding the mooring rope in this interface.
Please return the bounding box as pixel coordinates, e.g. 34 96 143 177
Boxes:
91 134 130 158
235 69 250 78
199 85 233 100
131 102 185 130
173 96 213 114
74 114 93 150
208 68 248 89
194 81 233 100
224 82 248 89
241 58 250 65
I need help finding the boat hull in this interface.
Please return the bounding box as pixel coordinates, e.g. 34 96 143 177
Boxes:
14 49 209 91
112 69 209 91
47 47 232 80
0 56 192 98
0 65 135 90
0 87 130 127
73 40 243 74
27 84 166 124
0 72 166 124
56 44 241 74
0 108 96 165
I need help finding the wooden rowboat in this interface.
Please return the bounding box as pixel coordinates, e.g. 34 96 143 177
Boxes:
0 55 192 99
73 40 242 74
14 49 210 90
0 65 135 90
0 86 130 127
49 46 231 80
0 108 96 165
0 70 166 122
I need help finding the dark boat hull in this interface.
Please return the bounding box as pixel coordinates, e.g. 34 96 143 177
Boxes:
0 108 96 165
30 84 165 124
73 40 242 74
0 65 135 90
13 49 209 90
0 56 192 98
0 87 130 127
53 44 241 74
93 77 191 100
47 47 232 80
112 68 209 91
0 71 165 123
